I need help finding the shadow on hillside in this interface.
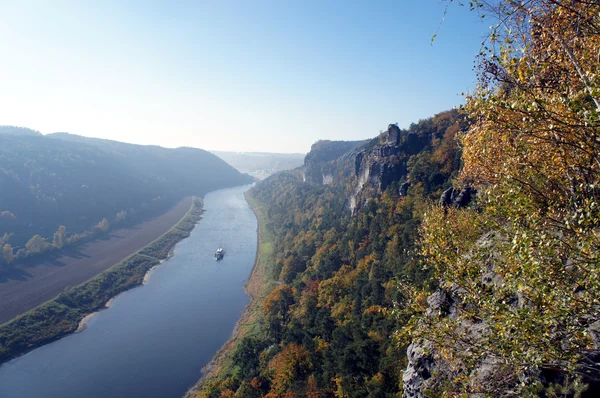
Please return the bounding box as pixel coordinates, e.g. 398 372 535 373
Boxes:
0 198 186 284
0 246 94 283
0 267 32 283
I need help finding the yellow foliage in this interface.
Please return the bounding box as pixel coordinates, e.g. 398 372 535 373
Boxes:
410 0 600 395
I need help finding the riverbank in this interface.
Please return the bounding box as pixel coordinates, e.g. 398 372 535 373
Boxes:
185 189 276 398
0 197 205 365
74 257 167 333
0 197 194 325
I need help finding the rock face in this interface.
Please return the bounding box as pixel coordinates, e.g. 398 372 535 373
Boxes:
303 140 367 184
387 124 401 145
402 286 514 398
399 182 410 196
439 186 476 208
349 126 424 213
402 289 460 398
403 239 600 397
402 343 434 398
350 146 405 213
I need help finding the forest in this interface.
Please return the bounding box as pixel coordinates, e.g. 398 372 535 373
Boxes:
196 1 600 396
0 130 252 267
196 110 463 397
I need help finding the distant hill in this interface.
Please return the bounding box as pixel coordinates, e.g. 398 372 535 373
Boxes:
0 131 253 249
211 151 305 180
0 126 42 137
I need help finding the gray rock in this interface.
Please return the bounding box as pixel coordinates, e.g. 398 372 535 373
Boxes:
439 186 475 208
388 124 401 145
402 343 433 398
454 186 475 208
439 187 455 207
399 182 410 196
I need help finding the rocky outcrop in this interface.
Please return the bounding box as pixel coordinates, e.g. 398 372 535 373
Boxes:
388 124 401 145
303 140 367 184
350 138 406 213
403 289 461 398
403 233 600 397
347 124 435 213
402 342 434 398
402 286 519 397
439 186 476 208
399 182 411 196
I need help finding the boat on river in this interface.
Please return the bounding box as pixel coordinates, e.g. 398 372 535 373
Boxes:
214 248 224 261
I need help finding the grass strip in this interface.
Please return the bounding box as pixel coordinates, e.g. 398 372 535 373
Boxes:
186 189 277 397
0 197 204 364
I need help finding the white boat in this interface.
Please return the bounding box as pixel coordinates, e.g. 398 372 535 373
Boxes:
214 248 224 261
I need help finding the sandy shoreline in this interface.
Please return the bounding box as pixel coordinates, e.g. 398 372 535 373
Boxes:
0 197 194 326
75 256 172 333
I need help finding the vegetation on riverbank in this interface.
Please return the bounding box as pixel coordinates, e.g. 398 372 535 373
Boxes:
190 2 600 395
187 109 463 397
0 197 204 365
186 190 278 397
0 130 252 267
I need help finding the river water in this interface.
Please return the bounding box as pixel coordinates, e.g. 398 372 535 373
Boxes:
0 184 257 398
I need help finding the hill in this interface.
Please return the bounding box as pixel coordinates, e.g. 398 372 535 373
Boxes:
192 110 465 397
211 151 305 180
192 2 600 396
0 126 42 137
0 131 252 265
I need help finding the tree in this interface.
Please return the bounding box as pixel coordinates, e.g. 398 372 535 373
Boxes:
115 210 127 223
96 218 110 233
411 0 600 395
25 235 51 254
2 244 14 263
266 343 312 396
263 285 295 341
52 225 66 249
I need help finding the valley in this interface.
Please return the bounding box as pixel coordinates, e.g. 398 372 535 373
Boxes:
0 196 192 325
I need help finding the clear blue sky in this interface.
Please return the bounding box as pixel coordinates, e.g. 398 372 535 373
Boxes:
0 1 487 153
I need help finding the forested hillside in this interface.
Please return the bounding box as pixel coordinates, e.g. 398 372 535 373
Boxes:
0 126 42 137
197 110 464 397
0 131 252 265
196 1 600 397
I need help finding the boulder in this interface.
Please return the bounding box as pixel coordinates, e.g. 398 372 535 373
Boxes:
454 186 475 208
439 186 475 208
439 187 455 207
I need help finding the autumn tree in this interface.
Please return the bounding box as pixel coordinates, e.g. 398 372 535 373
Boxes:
410 0 600 395
53 225 67 249
2 244 14 264
266 343 312 396
25 235 51 254
96 218 110 233
263 285 295 341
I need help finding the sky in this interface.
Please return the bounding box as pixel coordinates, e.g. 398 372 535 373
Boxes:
0 1 488 153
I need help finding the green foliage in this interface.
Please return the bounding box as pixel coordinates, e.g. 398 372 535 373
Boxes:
52 226 67 249
25 234 51 254
408 1 600 395
0 132 251 250
199 110 464 397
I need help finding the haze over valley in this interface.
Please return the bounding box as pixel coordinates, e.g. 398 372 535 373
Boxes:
0 1 598 397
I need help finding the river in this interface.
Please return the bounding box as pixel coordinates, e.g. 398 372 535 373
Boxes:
0 184 257 398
